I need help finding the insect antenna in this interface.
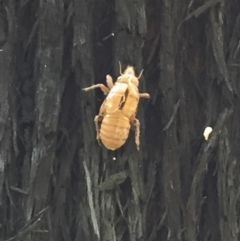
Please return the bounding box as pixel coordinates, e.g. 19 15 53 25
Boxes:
137 69 144 79
119 61 123 75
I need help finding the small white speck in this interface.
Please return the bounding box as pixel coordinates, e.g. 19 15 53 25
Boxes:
111 33 114 36
113 157 116 160
203 126 213 141
44 65 47 67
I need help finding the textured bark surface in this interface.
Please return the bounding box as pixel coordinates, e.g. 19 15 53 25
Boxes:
1 0 240 240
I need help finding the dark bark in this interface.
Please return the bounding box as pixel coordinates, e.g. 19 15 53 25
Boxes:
1 0 240 241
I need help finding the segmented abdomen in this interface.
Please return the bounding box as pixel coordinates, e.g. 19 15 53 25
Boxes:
100 112 130 150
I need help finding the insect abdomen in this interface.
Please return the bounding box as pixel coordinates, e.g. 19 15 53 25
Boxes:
100 112 130 150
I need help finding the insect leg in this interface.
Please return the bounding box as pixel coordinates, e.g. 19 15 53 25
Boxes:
106 75 114 89
82 84 110 95
131 117 140 150
139 93 150 98
94 115 101 145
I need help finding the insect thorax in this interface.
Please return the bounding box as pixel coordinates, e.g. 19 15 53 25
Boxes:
117 75 139 87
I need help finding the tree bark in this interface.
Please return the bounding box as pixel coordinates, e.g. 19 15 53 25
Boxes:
1 0 240 241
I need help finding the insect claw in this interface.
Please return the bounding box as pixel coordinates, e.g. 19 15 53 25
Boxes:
97 137 101 145
139 93 150 98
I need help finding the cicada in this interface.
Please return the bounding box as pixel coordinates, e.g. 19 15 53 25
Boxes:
83 63 150 150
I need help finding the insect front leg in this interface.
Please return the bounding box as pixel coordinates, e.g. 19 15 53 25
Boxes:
106 75 114 90
82 84 110 95
130 116 140 150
